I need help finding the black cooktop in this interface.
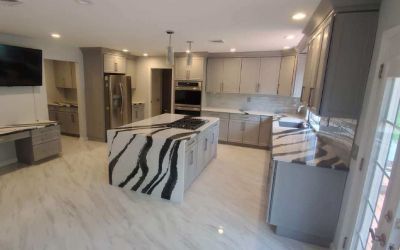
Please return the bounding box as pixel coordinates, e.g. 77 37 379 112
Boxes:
167 117 208 130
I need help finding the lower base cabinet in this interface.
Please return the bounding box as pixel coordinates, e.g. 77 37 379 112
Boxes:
48 105 80 136
267 160 347 247
184 123 218 190
259 116 273 147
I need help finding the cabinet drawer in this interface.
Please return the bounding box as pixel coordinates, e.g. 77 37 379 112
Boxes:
229 113 260 121
32 129 61 145
33 139 61 161
201 111 230 119
31 125 60 137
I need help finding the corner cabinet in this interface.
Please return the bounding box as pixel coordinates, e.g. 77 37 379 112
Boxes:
302 11 378 118
104 54 126 74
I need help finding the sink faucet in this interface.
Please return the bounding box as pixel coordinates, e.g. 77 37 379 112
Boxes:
297 105 305 113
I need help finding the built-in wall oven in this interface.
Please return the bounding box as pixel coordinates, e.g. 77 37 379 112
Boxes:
174 81 202 116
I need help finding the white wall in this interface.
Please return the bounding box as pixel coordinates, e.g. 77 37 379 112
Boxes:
0 33 87 166
333 0 400 249
133 56 172 118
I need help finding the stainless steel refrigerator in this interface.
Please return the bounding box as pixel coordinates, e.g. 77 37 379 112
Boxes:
104 75 132 129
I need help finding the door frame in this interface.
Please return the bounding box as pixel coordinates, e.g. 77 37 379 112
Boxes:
349 24 400 249
149 68 173 117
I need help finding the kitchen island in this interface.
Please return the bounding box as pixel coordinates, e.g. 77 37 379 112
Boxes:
107 114 219 202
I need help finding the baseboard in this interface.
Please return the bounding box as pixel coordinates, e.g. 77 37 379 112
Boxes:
0 157 18 168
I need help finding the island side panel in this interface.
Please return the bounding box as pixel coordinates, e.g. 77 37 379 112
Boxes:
107 129 186 202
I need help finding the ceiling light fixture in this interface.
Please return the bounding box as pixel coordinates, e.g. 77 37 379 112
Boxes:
122 49 129 53
292 12 306 20
75 0 92 4
285 35 295 40
186 41 193 66
51 33 61 39
0 0 23 6
283 46 291 50
166 30 175 66
143 53 148 57
230 48 236 52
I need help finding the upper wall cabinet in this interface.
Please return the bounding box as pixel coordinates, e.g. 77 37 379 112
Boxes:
175 57 205 81
302 11 378 118
240 58 261 94
206 58 241 93
104 53 126 74
278 56 296 96
259 57 282 95
54 61 77 89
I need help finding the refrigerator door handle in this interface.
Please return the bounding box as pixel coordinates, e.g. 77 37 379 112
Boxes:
119 82 124 116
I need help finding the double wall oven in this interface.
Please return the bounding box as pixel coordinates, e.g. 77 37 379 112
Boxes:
174 81 202 116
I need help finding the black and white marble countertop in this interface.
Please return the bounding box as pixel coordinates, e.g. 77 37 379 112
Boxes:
271 116 349 171
109 114 219 141
0 121 58 136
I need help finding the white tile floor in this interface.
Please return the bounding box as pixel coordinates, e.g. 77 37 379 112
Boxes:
0 136 326 250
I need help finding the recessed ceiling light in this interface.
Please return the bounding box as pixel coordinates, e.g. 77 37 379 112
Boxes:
51 33 61 39
75 0 92 4
122 49 129 53
185 50 190 54
0 0 23 6
230 48 236 52
143 53 148 57
292 12 306 20
283 46 291 50
285 35 295 40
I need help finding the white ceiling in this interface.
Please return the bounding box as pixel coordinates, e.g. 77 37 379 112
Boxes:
0 0 320 56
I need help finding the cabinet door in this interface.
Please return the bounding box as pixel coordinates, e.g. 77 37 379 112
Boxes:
49 110 58 122
189 57 204 80
197 133 207 173
116 56 126 74
228 120 243 143
240 58 261 94
243 120 260 145
259 116 272 147
57 111 69 134
175 57 188 80
278 56 296 96
206 58 224 93
184 142 198 190
218 118 229 142
210 125 218 157
222 58 241 93
54 61 71 88
70 111 80 135
104 54 116 73
259 57 281 95
311 21 332 113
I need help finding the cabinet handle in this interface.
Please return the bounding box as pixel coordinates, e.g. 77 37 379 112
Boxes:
204 138 208 151
222 82 224 92
190 150 194 165
114 62 118 72
135 110 138 119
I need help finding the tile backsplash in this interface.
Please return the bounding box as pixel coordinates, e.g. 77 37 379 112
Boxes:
309 111 357 164
205 93 301 114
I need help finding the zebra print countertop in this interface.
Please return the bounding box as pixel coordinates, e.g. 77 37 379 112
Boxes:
107 114 219 202
271 117 349 171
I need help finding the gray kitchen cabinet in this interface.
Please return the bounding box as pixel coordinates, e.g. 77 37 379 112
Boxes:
184 139 198 190
258 116 273 147
304 11 378 118
259 57 282 95
243 120 260 145
228 119 243 143
201 111 229 142
104 53 126 74
132 103 145 122
278 56 296 96
222 58 241 93
206 58 224 93
267 160 347 247
240 58 261 94
175 57 204 81
48 105 80 136
54 61 76 89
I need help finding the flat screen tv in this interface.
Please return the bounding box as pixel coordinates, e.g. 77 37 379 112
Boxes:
0 44 42 86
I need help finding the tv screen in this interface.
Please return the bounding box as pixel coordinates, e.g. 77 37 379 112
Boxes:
0 44 42 86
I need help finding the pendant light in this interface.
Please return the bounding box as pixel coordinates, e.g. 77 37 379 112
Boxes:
166 30 175 66
186 41 193 66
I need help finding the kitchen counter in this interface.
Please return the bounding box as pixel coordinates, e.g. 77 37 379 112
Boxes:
202 107 276 117
107 114 219 202
271 116 348 171
0 121 58 137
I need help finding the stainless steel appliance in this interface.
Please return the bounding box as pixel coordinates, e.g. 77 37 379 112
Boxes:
104 75 132 129
174 81 202 116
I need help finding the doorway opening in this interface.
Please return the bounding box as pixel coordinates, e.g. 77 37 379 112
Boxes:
150 68 172 117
